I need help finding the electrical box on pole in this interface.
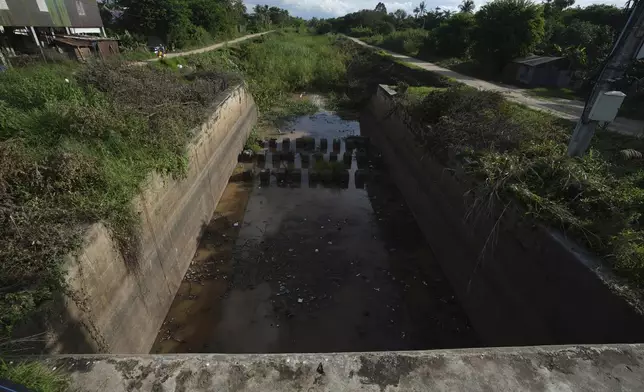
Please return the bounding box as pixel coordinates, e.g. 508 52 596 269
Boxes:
588 91 627 122
567 2 644 156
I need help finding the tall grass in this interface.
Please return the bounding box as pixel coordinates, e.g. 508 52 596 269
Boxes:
362 29 429 56
402 86 644 287
185 33 349 110
0 361 69 392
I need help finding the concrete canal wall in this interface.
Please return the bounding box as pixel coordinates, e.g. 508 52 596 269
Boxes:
362 84 644 346
38 84 257 354
37 344 644 391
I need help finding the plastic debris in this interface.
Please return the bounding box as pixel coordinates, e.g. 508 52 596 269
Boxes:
298 298 303 303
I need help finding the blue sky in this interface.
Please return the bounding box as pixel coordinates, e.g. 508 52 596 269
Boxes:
244 0 626 19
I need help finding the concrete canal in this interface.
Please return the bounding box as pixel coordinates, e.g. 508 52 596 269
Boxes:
151 99 479 353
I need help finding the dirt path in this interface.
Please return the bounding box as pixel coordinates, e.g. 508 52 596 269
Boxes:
133 31 275 66
347 36 644 137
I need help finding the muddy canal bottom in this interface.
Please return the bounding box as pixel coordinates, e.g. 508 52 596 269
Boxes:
152 109 478 354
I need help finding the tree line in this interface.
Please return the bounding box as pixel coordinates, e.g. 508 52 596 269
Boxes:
99 0 305 49
311 0 631 79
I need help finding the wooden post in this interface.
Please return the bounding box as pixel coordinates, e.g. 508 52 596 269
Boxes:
29 26 47 62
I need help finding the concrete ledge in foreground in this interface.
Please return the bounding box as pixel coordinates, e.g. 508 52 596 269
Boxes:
34 344 644 391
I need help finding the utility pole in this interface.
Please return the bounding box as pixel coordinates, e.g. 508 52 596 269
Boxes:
567 2 644 156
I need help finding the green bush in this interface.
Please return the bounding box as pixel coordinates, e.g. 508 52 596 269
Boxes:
170 23 213 49
374 21 396 35
431 13 476 58
349 26 374 37
377 29 429 56
473 0 545 70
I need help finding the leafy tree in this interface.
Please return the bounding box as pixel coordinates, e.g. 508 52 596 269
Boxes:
375 2 387 13
117 0 191 41
249 5 271 32
189 0 233 37
375 20 396 35
549 19 613 71
113 0 295 47
433 12 476 57
543 0 574 18
459 0 475 13
268 6 290 26
423 7 452 30
317 21 333 34
473 0 545 69
562 4 625 32
393 9 408 21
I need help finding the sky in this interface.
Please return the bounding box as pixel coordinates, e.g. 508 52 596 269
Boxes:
244 0 626 20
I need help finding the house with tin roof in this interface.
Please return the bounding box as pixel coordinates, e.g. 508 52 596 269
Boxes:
503 55 572 88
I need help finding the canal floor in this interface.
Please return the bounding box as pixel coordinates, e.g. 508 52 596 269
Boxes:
151 107 478 353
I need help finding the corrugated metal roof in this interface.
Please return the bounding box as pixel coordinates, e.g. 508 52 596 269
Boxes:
513 55 564 67
0 0 103 28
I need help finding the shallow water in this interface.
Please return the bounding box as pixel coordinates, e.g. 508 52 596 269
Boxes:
151 107 478 354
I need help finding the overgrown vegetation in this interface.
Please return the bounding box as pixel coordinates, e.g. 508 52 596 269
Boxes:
0 62 233 338
400 86 644 286
0 361 69 392
167 33 444 122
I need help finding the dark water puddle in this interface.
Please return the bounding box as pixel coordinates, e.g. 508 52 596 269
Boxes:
151 107 479 354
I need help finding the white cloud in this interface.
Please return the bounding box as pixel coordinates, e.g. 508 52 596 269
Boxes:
245 0 627 19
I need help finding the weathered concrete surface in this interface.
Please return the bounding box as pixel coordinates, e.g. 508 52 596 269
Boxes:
361 85 644 346
35 84 257 354
348 36 644 137
37 344 644 391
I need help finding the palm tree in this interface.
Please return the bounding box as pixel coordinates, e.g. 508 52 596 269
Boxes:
459 0 475 13
418 1 427 28
419 2 427 16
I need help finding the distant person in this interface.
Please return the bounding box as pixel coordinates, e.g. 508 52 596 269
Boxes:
155 45 166 58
